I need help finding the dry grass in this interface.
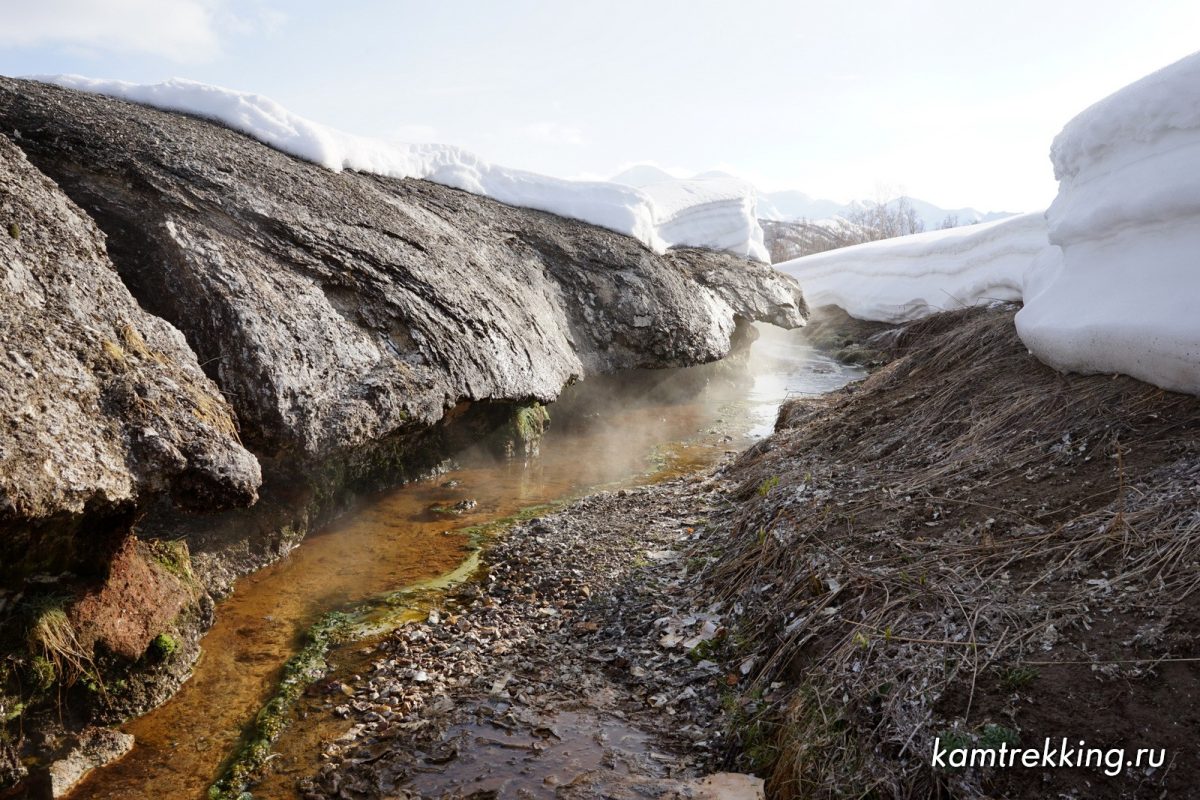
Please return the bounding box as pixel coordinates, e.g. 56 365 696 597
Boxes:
25 599 93 690
701 306 1200 798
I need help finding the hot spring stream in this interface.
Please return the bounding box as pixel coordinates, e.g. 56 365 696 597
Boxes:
68 329 863 800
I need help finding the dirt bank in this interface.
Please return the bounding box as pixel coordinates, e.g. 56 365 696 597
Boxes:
296 305 1200 799
708 305 1200 798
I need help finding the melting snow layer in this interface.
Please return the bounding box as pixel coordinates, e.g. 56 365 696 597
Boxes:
774 49 1200 397
34 75 767 263
774 212 1047 324
1015 51 1200 395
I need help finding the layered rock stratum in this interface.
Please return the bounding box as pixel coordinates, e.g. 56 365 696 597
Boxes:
0 77 804 467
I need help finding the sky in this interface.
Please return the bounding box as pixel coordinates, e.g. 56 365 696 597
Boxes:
2 0 1199 212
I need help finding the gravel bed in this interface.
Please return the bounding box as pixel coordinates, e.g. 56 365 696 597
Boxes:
300 469 762 799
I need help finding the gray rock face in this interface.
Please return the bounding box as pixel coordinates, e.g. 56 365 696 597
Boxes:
46 727 135 798
0 133 260 571
0 77 805 466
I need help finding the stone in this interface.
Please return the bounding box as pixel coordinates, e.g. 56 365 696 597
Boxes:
45 727 135 798
0 77 805 470
686 772 766 800
0 133 260 578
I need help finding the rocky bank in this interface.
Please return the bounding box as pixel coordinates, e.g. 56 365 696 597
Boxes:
0 133 260 577
0 76 804 793
297 478 756 800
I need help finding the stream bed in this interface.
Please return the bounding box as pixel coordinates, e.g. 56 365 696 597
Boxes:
68 328 863 800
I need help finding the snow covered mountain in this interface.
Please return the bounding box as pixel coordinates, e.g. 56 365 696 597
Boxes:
610 165 1015 231
756 190 847 224
609 164 679 187
760 192 1014 230
885 196 1015 231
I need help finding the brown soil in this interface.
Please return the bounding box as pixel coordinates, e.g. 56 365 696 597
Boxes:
68 538 194 661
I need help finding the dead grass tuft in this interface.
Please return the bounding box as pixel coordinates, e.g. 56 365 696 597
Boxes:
25 598 93 690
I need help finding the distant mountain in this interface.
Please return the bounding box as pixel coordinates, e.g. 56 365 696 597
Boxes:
886 196 1015 231
609 164 679 188
761 192 1015 231
758 190 847 222
608 165 1016 233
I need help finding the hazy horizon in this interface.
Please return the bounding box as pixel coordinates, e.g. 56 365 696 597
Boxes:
3 0 1199 212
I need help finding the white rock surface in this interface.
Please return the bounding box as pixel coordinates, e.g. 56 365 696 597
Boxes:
47 728 135 798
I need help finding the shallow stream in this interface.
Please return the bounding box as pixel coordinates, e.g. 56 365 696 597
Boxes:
69 328 862 799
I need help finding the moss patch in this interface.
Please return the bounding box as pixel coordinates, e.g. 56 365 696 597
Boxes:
150 633 178 661
513 402 550 443
206 500 561 798
208 610 352 800
148 539 199 591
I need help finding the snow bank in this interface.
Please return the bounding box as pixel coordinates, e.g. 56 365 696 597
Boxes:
775 212 1047 323
34 75 767 262
1015 52 1200 395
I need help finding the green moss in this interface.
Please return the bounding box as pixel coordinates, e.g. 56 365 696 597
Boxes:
29 656 56 692
513 402 550 443
483 401 551 457
148 539 198 589
158 549 189 579
721 689 779 773
979 724 1020 750
6 222 18 240
427 502 470 518
687 635 725 662
209 610 352 800
1 700 24 724
150 633 179 661
757 475 780 496
998 665 1038 692
935 728 973 771
930 724 1017 773
456 502 561 544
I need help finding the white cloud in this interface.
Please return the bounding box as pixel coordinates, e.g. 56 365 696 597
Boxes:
0 0 284 62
